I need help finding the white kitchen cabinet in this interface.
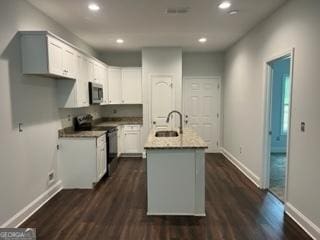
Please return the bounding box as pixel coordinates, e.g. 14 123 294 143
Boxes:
108 67 142 105
122 125 142 154
61 44 77 79
88 60 108 104
47 36 63 76
21 32 77 79
117 126 123 157
97 135 107 180
122 68 142 104
99 65 108 105
102 68 109 105
58 135 107 189
108 67 122 104
89 60 105 84
57 53 90 108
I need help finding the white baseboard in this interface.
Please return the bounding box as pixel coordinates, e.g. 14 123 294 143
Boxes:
220 148 261 188
1 180 62 228
285 203 320 240
147 212 205 216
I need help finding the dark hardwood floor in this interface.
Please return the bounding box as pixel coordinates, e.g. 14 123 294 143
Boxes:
21 154 311 240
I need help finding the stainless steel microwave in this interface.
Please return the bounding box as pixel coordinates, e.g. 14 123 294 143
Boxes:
89 82 103 104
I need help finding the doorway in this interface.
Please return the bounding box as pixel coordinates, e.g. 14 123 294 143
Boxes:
183 77 221 153
150 75 174 131
265 53 293 202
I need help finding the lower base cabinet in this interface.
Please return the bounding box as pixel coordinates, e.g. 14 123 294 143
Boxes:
118 125 142 156
58 135 106 189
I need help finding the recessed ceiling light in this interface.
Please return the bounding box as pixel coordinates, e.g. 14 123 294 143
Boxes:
218 1 231 9
229 10 239 15
198 38 207 43
116 39 124 44
88 3 100 11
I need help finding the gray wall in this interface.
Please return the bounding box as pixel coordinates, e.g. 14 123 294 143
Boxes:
0 0 98 226
98 51 225 78
182 52 224 77
99 51 142 67
142 48 182 144
223 0 320 236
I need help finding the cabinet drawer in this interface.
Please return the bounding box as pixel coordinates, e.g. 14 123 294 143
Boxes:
123 125 141 131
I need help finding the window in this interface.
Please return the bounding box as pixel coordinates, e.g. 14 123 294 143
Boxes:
281 74 291 134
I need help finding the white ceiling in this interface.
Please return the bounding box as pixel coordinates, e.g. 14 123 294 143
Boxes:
27 0 287 52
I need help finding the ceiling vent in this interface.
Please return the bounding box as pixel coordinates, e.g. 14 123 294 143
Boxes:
165 7 190 14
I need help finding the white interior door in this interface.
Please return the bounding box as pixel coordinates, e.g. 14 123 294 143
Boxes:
183 77 220 152
151 75 174 131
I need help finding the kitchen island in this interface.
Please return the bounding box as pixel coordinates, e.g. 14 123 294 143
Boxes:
144 128 207 216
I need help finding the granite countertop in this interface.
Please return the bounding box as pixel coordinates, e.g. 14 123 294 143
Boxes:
58 128 107 138
58 117 143 138
144 128 208 149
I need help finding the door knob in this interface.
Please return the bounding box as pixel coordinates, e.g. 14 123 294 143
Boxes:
153 121 156 124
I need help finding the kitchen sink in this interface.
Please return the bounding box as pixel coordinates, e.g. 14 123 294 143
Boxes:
155 131 179 137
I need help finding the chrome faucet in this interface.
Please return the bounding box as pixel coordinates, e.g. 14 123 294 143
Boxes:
166 110 183 134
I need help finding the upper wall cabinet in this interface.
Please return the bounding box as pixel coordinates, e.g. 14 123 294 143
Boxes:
108 67 142 104
21 32 77 79
57 53 90 108
108 67 122 104
122 68 142 104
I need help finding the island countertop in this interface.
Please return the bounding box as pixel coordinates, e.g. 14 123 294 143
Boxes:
144 128 208 149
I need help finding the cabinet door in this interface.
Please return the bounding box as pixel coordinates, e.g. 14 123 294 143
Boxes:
101 66 109 105
108 67 122 104
98 144 106 179
88 59 95 82
77 55 89 107
101 145 107 176
123 131 141 154
122 68 142 104
47 36 63 76
93 63 102 84
97 139 107 180
117 126 122 157
62 46 77 79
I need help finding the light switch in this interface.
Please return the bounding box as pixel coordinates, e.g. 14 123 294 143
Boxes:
300 122 306 132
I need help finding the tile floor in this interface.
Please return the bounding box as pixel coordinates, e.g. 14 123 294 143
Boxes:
269 153 286 201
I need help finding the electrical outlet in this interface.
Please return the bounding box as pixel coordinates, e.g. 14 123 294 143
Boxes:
48 171 55 185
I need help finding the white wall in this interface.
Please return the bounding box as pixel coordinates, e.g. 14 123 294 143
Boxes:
142 48 182 143
182 52 224 77
0 0 98 226
223 0 320 237
99 51 142 67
